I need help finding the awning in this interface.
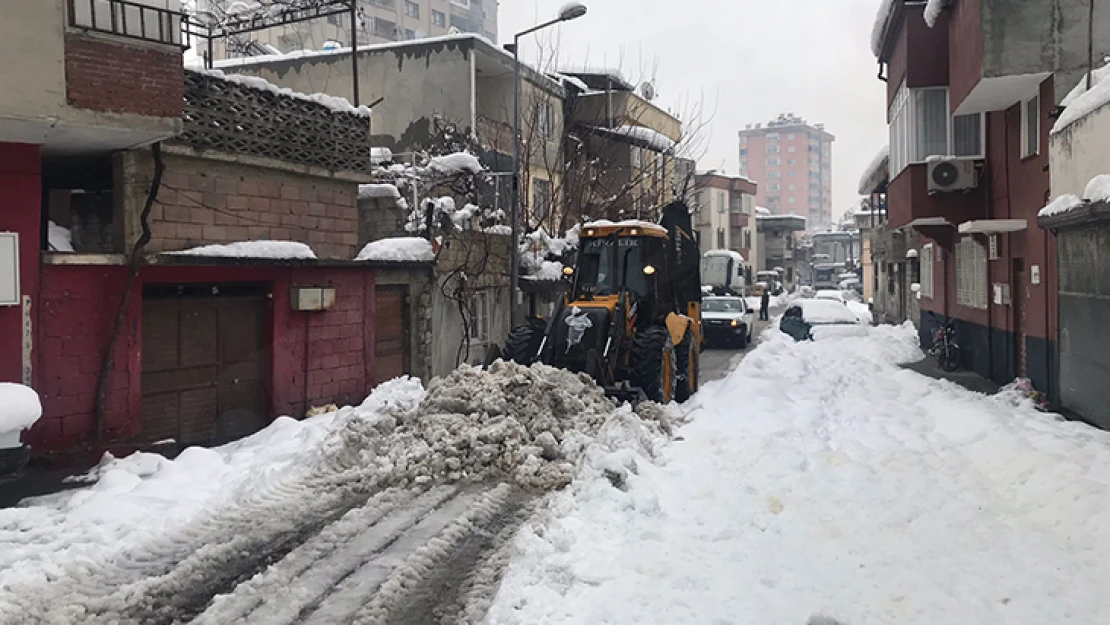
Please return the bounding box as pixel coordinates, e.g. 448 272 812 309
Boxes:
957 219 1027 234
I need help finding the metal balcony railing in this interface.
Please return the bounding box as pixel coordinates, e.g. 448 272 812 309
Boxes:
68 0 188 48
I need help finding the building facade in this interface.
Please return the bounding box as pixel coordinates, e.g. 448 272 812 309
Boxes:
693 173 758 269
869 0 1109 403
197 0 498 60
738 113 834 229
755 214 807 288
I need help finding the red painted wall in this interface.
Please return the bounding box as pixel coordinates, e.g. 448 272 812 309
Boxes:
0 143 41 384
948 0 983 111
26 264 380 461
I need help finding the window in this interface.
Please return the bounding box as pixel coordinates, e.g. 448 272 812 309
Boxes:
730 193 742 213
920 243 935 299
717 229 725 248
432 10 446 26
532 178 552 221
768 183 780 192
451 0 471 7
632 147 642 167
890 82 986 174
766 133 779 141
718 191 727 213
404 28 416 39
450 14 470 31
788 172 796 178
327 13 343 26
469 290 490 343
743 195 753 214
956 237 988 309
787 159 796 166
788 197 796 204
788 184 796 191
373 17 396 38
538 100 553 138
1022 94 1040 157
767 145 780 154
767 170 781 179
788 146 797 153
787 133 795 140
404 0 420 17
740 148 748 155
766 156 780 166
745 230 752 249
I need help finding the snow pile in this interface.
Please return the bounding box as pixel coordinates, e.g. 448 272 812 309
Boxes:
924 0 951 27
487 323 1110 624
1038 193 1083 218
355 237 434 263
847 299 873 324
192 68 371 118
583 218 667 235
0 383 42 435
1052 58 1110 134
47 221 74 252
427 152 483 175
358 183 401 199
165 240 317 260
755 206 771 215
1085 174 1110 203
857 145 890 194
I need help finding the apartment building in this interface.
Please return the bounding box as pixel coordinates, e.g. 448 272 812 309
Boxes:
693 172 758 269
196 0 498 59
869 0 1109 411
738 114 834 229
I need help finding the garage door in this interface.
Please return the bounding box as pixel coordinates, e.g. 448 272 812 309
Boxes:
374 286 408 386
1057 226 1110 429
141 287 268 445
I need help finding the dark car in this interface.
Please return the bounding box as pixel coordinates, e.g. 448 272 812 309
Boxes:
701 296 755 348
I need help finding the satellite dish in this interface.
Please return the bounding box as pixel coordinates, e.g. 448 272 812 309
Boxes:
640 82 656 101
447 26 461 35
414 27 427 38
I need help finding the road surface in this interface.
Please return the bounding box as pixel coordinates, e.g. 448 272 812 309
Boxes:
700 307 781 383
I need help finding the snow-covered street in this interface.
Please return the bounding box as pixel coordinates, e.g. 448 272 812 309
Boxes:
486 323 1110 624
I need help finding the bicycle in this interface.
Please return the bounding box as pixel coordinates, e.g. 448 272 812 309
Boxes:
927 315 961 372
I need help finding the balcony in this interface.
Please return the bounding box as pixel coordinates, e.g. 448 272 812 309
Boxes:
729 212 749 228
68 0 186 47
946 0 1080 114
886 164 987 243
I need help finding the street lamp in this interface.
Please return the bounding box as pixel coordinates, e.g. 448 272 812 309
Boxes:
507 2 587 327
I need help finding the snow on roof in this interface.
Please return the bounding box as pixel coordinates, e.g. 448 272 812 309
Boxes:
587 125 677 152
858 145 891 194
0 382 42 434
214 33 494 70
755 207 772 215
558 66 634 90
924 0 952 28
192 68 371 118
793 298 861 324
871 0 897 58
704 249 745 262
1038 193 1083 218
553 72 590 92
582 219 668 235
165 241 317 260
355 237 434 263
1053 59 1110 135
358 183 401 199
427 152 484 175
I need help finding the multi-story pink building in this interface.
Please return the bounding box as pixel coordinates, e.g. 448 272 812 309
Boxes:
738 114 834 230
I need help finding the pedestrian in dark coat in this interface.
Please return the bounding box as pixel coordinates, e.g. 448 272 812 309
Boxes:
760 289 771 321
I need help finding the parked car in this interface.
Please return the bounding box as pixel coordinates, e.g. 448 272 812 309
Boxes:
779 299 867 341
814 289 848 305
701 296 755 348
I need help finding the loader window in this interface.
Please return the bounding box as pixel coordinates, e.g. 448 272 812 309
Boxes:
576 237 648 299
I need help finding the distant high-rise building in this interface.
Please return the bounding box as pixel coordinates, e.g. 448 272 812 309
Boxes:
738 114 834 230
198 0 498 60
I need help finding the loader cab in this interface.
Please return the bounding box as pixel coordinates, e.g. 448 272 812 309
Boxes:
571 226 672 322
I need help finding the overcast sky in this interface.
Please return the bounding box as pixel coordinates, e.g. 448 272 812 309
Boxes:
500 0 889 223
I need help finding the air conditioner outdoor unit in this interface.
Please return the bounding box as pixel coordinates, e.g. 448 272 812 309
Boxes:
926 157 978 194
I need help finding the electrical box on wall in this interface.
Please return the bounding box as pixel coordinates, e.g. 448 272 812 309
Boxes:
1031 265 1041 285
988 234 999 260
993 283 1012 306
0 233 19 307
291 286 336 311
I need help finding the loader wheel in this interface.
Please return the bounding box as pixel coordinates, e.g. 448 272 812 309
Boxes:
501 318 546 365
632 325 677 403
675 329 699 403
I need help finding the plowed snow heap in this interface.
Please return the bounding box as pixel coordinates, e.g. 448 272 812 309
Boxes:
332 361 669 490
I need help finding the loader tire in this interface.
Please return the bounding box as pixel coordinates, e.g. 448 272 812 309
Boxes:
501 319 546 365
675 329 699 403
632 325 677 404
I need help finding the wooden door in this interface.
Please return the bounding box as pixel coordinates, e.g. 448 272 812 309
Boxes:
374 287 408 386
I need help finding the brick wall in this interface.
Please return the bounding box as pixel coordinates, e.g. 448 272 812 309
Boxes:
64 33 182 118
151 154 359 259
